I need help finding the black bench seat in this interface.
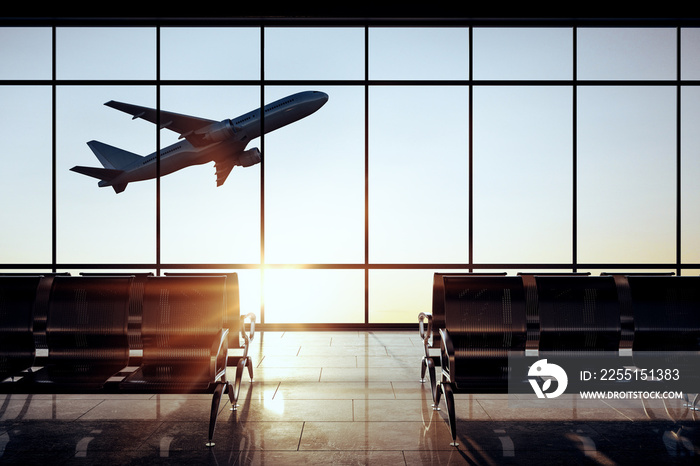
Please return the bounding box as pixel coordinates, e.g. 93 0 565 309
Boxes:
423 273 700 446
419 273 507 402
0 273 255 448
0 275 48 381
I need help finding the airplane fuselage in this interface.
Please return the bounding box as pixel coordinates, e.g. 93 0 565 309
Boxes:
81 90 328 191
232 90 329 141
99 138 208 187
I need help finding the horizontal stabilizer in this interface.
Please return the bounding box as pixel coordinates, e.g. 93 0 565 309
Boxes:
87 140 142 169
71 166 124 182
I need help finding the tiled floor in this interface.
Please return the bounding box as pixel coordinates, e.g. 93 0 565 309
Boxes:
1 331 699 465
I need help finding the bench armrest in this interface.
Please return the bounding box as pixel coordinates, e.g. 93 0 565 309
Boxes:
418 312 433 357
239 313 256 359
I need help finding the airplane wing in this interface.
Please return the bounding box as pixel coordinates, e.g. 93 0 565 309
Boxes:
105 101 217 146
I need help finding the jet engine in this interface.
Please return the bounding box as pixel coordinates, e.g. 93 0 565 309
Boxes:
198 120 241 144
237 148 261 167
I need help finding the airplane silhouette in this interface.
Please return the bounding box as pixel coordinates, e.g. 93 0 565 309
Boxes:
71 91 329 193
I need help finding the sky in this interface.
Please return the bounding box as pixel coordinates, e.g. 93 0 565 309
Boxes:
1 24 699 324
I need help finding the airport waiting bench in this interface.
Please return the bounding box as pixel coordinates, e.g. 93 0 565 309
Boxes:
419 273 700 446
0 273 255 447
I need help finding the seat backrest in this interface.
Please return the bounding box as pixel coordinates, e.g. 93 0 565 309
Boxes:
536 275 621 352
431 273 448 343
443 275 527 350
79 273 154 350
627 276 700 351
46 276 132 370
0 276 42 377
140 275 226 366
432 273 508 343
164 273 240 347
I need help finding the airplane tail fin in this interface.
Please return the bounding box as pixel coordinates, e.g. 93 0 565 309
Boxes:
87 140 143 169
71 141 141 193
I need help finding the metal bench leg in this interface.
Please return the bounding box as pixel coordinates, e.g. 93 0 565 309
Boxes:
206 381 226 447
229 312 255 412
246 356 254 382
434 380 442 411
422 357 438 405
442 382 458 447
229 357 247 411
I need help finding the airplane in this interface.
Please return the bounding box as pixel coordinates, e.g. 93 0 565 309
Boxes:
71 90 329 193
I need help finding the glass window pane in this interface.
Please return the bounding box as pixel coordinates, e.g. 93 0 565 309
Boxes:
682 87 700 264
473 28 572 80
369 27 469 80
473 86 573 264
161 27 260 80
162 268 261 320
264 86 364 264
4 20 692 326
369 269 442 323
369 86 469 264
681 28 700 80
577 86 676 264
56 27 156 80
0 86 53 263
577 28 676 80
159 86 261 264
263 269 364 324
0 27 52 79
264 28 363 80
57 86 157 264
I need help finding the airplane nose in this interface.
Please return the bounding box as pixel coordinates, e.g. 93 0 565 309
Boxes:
309 91 328 111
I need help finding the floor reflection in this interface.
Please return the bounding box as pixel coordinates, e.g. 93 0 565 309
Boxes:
0 331 698 465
